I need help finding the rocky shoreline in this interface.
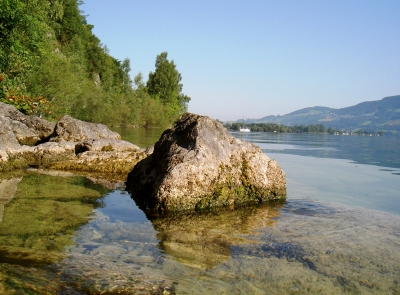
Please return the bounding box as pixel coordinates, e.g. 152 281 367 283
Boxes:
1 102 286 211
0 102 145 175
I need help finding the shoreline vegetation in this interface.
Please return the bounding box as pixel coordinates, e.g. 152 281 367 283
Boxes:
0 0 190 129
224 122 384 136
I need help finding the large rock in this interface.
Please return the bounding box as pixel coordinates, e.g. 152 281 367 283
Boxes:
0 103 144 175
50 115 120 142
0 116 33 169
33 141 77 164
0 102 55 169
0 102 55 145
126 113 286 212
74 138 141 153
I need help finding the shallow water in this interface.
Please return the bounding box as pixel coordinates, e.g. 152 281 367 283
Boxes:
110 127 165 149
0 131 399 294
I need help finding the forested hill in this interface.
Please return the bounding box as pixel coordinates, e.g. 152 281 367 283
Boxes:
0 0 190 127
243 95 400 134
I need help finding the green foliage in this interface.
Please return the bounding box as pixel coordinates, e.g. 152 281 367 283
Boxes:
0 0 51 115
0 73 51 115
0 0 50 76
0 0 191 128
147 52 191 120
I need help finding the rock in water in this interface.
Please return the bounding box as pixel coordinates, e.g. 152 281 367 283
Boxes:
126 113 286 212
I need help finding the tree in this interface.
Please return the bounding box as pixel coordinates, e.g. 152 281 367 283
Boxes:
1 1 190 127
0 0 50 76
0 0 53 114
146 52 190 117
133 72 145 90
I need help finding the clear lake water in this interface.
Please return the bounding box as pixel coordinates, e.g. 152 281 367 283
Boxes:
0 129 399 294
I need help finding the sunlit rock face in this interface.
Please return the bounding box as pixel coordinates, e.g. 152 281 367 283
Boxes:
0 102 55 169
0 103 145 175
47 138 146 175
0 102 55 146
126 113 286 212
50 115 120 142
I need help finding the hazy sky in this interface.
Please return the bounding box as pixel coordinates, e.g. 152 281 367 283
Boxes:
81 0 400 121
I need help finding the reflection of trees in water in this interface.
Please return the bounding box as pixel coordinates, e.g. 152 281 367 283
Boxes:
148 202 284 269
0 173 110 267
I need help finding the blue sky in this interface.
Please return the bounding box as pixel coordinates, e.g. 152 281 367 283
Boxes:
81 0 400 121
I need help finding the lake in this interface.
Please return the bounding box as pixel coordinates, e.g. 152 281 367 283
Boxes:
0 129 399 294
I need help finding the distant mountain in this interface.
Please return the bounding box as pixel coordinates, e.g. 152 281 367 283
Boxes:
241 95 400 134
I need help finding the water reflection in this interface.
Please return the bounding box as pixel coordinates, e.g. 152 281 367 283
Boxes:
0 172 109 267
110 127 164 149
1 173 399 294
0 178 21 223
233 132 400 170
54 192 400 294
148 202 284 269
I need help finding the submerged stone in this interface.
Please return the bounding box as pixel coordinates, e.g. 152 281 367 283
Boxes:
126 113 286 212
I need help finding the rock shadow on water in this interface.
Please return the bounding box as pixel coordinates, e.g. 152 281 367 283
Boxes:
143 201 285 269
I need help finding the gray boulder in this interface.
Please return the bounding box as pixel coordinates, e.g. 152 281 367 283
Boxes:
0 102 55 145
0 103 144 175
0 102 55 169
126 113 286 212
51 115 120 142
0 116 33 169
33 141 77 165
